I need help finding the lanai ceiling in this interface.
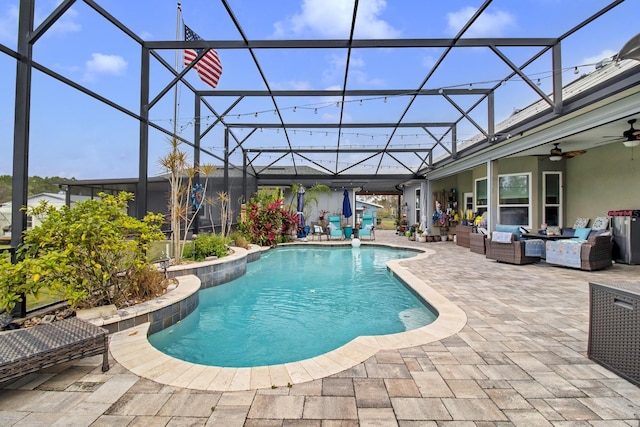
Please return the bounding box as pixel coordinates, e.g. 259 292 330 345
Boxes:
6 0 640 195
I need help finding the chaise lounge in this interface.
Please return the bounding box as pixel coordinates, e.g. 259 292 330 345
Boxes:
0 317 109 383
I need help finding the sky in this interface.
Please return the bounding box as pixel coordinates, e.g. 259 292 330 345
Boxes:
1 0 638 180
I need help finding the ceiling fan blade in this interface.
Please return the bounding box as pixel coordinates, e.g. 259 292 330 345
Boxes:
563 150 586 158
593 138 622 147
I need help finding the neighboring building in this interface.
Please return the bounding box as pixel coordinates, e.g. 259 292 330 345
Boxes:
355 200 382 225
0 193 93 234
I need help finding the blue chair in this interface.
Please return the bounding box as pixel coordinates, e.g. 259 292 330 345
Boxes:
328 215 343 240
359 215 375 240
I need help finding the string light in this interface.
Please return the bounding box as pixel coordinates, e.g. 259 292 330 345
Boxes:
152 61 599 125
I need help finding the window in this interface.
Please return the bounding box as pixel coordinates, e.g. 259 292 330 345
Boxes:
474 178 487 216
415 188 421 225
543 171 562 227
498 173 531 227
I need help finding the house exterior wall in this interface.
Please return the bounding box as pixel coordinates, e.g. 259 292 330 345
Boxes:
410 141 639 234
566 143 640 222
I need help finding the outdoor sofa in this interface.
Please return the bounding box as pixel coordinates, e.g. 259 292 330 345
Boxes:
545 230 614 271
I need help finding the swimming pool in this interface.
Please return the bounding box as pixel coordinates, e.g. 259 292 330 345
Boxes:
149 245 437 367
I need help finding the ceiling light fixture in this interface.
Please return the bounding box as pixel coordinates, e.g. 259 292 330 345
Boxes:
549 143 563 161
617 32 640 62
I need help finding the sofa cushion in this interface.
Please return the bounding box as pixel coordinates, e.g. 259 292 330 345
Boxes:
573 217 589 228
573 227 591 241
496 224 522 240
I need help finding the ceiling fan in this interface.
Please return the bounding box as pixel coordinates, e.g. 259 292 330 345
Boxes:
602 119 640 147
595 119 640 161
548 143 586 161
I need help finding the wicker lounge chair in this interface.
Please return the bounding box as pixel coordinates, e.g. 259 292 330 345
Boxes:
0 317 109 383
486 231 540 265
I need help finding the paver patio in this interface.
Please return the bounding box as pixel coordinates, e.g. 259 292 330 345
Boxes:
1 229 639 426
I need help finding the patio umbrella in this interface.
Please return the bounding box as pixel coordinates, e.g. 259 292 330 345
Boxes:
342 189 352 219
297 186 306 228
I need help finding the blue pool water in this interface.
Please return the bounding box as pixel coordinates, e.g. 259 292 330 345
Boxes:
149 245 437 367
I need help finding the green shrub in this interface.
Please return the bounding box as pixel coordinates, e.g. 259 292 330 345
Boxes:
0 192 166 311
228 231 249 249
182 233 229 261
237 192 298 247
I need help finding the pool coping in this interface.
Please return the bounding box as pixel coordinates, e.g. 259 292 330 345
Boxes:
108 242 467 391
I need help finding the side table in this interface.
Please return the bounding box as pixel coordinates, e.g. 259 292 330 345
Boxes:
469 233 487 254
588 282 640 386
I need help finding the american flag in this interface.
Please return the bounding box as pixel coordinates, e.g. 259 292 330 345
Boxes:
183 24 222 89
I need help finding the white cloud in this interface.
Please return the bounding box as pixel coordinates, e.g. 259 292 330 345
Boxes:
582 49 617 67
446 6 515 37
35 2 81 36
273 0 400 38
83 53 127 82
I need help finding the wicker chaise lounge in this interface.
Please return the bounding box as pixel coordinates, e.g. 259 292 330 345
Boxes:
0 317 109 383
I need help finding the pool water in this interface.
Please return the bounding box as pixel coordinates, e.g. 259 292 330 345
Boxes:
149 246 437 367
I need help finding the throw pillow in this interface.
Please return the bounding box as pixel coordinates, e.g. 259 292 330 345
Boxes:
591 216 609 230
519 226 530 235
573 227 591 240
573 217 589 228
491 231 513 243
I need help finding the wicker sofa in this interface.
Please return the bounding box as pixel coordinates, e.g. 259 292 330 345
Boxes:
545 233 613 271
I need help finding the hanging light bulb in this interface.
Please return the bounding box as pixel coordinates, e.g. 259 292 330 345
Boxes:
314 108 317 114
574 66 579 75
438 88 444 94
384 97 388 103
359 99 363 106
293 106 297 112
536 78 541 86
468 83 473 91
336 101 340 107
254 112 258 118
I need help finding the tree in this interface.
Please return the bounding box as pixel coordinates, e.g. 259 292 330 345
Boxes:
0 192 166 311
157 138 215 265
0 175 74 203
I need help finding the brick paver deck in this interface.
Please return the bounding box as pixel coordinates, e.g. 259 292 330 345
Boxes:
1 229 639 426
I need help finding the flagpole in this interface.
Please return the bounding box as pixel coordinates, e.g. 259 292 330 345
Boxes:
173 2 182 137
